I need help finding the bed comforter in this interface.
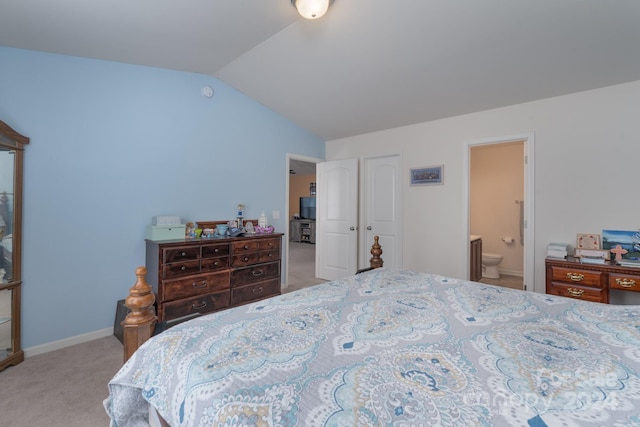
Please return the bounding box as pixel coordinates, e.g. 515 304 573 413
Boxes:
105 268 640 426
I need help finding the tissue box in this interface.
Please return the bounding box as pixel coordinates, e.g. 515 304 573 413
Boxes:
146 224 186 241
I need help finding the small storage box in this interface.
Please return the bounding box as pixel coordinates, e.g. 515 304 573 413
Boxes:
152 215 181 226
146 224 186 241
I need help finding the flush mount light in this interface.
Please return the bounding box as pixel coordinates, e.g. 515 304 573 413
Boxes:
291 0 334 20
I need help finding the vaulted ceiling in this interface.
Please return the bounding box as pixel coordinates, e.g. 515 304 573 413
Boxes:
2 0 639 141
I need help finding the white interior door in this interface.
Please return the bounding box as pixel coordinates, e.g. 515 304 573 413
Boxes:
316 158 358 280
363 155 402 269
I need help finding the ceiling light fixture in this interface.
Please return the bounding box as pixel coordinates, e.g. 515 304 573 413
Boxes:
291 0 334 20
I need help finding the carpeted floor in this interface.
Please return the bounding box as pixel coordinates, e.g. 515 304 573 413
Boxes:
285 241 327 292
0 334 122 427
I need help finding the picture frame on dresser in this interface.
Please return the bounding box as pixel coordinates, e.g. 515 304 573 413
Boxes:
575 233 601 250
602 229 640 261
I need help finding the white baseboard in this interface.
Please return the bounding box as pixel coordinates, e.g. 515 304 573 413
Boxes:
24 327 114 358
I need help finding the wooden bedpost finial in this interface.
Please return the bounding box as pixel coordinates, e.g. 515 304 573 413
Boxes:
122 266 156 362
370 235 383 269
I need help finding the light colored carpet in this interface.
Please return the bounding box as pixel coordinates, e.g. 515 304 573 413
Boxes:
285 241 327 292
0 335 122 427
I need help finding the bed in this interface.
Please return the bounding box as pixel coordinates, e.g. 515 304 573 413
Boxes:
105 267 640 426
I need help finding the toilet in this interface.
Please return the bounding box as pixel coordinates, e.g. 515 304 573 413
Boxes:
482 252 503 279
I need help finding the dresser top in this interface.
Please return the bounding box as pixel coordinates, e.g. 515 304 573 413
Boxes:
546 256 640 275
146 232 284 246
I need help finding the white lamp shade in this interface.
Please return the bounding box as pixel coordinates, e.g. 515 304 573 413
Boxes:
293 0 331 20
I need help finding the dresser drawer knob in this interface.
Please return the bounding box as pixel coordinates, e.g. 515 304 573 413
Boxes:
252 269 264 277
180 266 186 271
192 281 207 288
214 261 219 267
192 301 207 310
616 278 636 288
243 245 249 250
243 256 250 262
567 288 584 297
181 251 187 257
566 273 584 282
252 286 264 294
214 248 219 253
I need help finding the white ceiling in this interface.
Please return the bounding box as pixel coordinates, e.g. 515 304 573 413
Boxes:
2 0 640 141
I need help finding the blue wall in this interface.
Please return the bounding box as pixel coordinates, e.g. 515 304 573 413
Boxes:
0 47 325 348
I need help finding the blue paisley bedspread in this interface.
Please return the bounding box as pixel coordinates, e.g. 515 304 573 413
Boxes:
105 268 640 426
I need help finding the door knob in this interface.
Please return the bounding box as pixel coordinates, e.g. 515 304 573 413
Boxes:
349 226 355 231
366 226 372 230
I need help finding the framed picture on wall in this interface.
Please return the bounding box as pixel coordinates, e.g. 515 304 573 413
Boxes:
410 165 444 186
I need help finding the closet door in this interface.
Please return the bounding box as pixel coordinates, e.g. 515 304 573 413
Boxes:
362 155 402 269
316 158 358 280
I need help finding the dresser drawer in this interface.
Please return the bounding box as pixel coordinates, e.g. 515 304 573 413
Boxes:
201 257 229 272
162 291 230 320
163 246 200 263
159 271 230 302
163 260 201 278
231 252 261 267
547 282 605 302
258 250 279 263
201 244 229 258
231 250 280 267
258 238 280 251
231 240 261 253
231 261 280 287
609 272 640 292
230 278 280 305
550 266 604 288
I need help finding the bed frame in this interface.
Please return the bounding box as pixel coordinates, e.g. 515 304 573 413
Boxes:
122 236 384 361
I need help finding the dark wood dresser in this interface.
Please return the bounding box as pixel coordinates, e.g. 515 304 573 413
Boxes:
146 233 283 322
545 257 640 303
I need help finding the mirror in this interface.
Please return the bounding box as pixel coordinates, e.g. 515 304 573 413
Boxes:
0 120 28 371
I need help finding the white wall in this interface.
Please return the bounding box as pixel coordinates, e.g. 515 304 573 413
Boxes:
327 80 640 303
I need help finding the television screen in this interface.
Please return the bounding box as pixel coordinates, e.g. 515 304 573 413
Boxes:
299 197 316 220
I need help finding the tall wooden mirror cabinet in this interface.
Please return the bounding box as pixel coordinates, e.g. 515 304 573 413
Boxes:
0 120 29 371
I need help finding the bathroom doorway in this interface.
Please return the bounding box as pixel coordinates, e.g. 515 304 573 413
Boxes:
464 134 535 291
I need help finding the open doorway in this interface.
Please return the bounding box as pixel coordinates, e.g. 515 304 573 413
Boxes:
464 134 535 291
285 155 325 292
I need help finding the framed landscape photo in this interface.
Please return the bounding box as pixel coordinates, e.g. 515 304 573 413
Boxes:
602 229 640 260
410 165 444 186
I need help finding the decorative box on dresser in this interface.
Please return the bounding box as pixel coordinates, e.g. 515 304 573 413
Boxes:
545 257 640 304
146 233 283 322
